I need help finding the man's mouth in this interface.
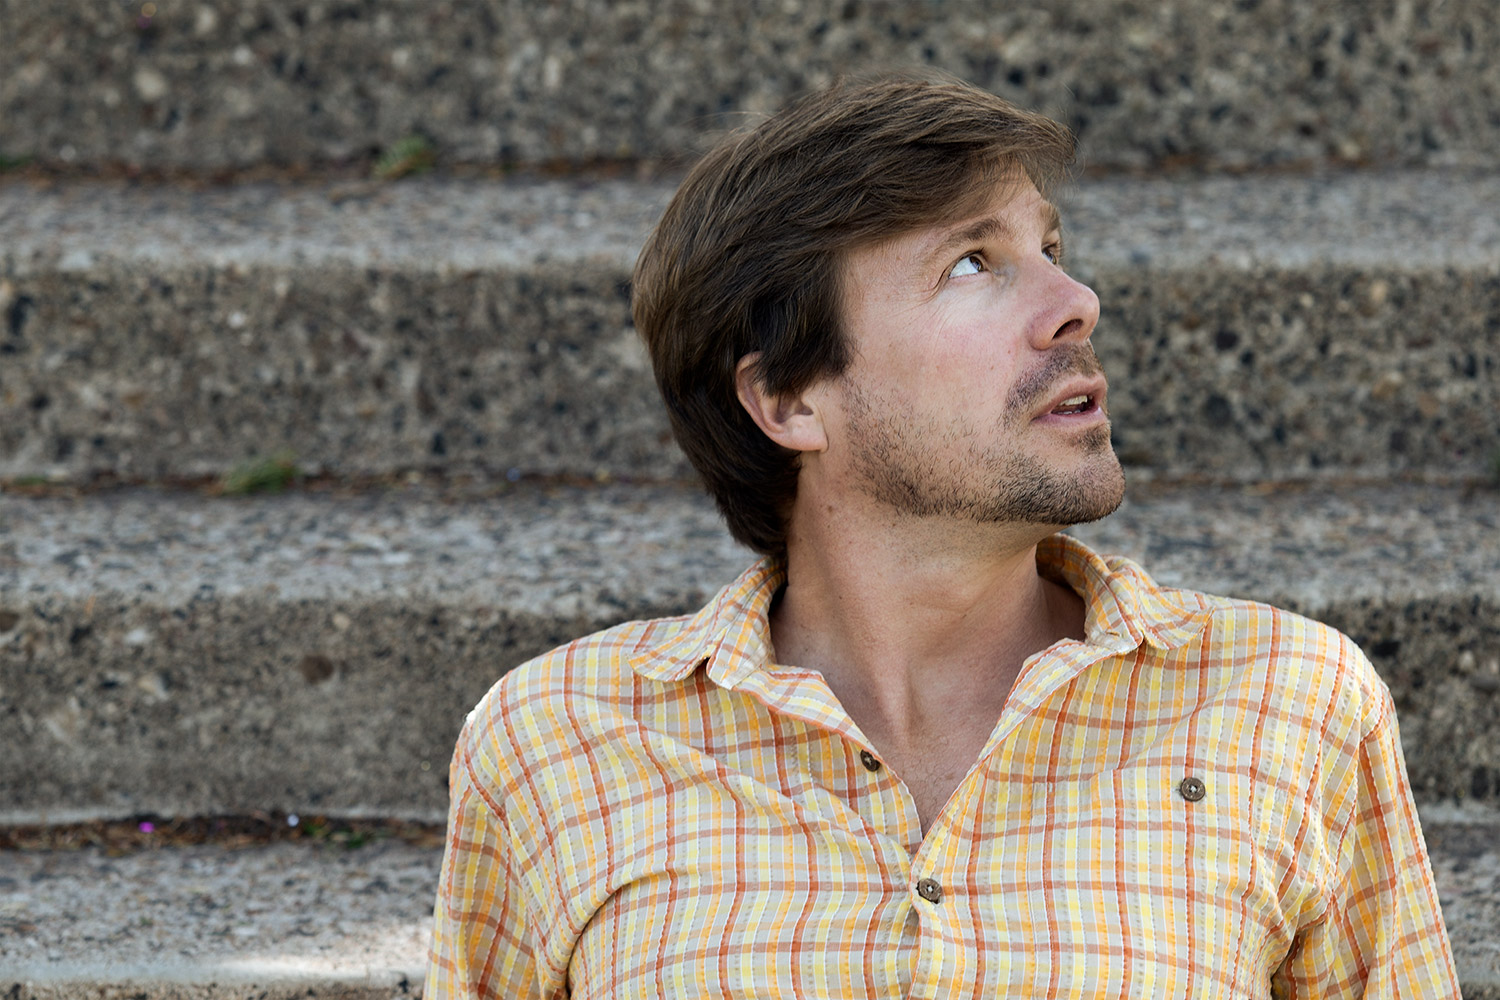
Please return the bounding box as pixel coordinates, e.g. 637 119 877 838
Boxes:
1033 377 1107 423
1008 343 1108 417
1050 394 1095 416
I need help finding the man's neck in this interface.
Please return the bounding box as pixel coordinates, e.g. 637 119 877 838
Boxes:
769 499 1087 764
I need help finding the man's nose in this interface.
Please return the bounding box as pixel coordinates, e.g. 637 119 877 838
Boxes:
1030 269 1101 349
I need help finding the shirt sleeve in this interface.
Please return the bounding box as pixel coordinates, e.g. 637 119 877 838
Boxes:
426 735 547 1000
1272 687 1461 998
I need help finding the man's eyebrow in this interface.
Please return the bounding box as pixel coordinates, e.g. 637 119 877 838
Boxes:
922 216 1016 267
921 201 1063 266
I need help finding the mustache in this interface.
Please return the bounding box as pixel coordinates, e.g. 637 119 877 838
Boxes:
1006 344 1105 414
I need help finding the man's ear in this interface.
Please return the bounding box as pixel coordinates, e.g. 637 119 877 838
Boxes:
735 353 828 453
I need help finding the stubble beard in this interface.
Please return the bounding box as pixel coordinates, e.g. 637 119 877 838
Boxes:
842 345 1126 528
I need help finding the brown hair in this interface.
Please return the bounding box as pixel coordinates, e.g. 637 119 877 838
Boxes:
632 72 1076 555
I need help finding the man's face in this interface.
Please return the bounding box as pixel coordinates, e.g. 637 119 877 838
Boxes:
821 176 1124 529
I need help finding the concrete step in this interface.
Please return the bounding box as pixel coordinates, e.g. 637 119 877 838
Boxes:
2 480 1497 823
1 838 432 999
3 0 1496 173
2 813 1498 998
3 168 1497 484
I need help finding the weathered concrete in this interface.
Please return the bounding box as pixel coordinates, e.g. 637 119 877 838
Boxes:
2 813 1497 998
1 481 1496 822
1063 171 1500 482
1 840 431 998
3 169 1497 484
1426 816 1500 998
0 483 752 823
3 0 1498 173
0 175 677 482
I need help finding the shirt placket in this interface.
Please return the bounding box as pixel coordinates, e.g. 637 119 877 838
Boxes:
729 663 925 847
901 636 1139 999
727 662 928 994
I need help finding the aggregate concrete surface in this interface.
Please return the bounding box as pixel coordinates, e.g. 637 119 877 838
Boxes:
1 815 1497 998
3 0 1497 172
2 481 1496 821
3 169 1497 483
0 482 752 822
0 174 686 483
1426 817 1500 996
1 840 431 998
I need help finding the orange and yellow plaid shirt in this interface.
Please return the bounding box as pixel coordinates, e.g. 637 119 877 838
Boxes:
427 534 1458 998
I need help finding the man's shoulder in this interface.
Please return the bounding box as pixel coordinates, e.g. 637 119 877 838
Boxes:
463 611 694 745
1078 542 1371 671
1147 573 1393 729
450 558 781 806
1163 579 1366 660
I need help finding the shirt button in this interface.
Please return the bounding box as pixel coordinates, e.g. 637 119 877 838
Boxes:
916 878 943 903
859 750 882 772
1179 776 1206 802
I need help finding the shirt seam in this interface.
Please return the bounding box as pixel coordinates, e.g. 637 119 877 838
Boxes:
461 712 564 990
1324 679 1396 921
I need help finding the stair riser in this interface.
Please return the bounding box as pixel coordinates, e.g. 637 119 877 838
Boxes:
1090 265 1500 481
4 262 1496 483
0 594 686 823
3 588 1496 822
4 0 1497 172
1 264 680 481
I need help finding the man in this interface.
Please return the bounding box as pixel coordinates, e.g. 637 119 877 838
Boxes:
428 75 1458 998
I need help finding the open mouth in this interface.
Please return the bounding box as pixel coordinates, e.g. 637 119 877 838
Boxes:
1049 393 1097 416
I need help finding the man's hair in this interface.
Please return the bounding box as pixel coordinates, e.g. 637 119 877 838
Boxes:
632 73 1076 555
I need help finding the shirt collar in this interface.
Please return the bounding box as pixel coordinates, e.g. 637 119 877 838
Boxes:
628 556 785 686
1041 533 1211 652
628 534 1209 685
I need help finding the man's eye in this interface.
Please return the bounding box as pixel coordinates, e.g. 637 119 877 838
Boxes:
1043 243 1062 265
949 253 985 278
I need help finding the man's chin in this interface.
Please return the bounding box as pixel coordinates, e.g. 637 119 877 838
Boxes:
1066 453 1127 525
985 450 1125 529
1033 422 1125 525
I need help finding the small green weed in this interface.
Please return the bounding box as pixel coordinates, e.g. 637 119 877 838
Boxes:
373 134 435 180
221 451 299 495
0 154 33 172
333 829 371 849
303 817 376 850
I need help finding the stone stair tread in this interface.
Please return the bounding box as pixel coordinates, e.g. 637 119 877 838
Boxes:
3 479 1495 616
1 839 431 998
4 168 1496 273
2 813 1497 998
0 481 751 612
0 174 674 274
2 481 1498 822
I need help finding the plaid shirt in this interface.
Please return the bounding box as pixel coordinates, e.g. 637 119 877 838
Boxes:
427 534 1458 998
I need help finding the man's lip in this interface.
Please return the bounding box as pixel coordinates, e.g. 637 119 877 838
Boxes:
1033 377 1108 419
